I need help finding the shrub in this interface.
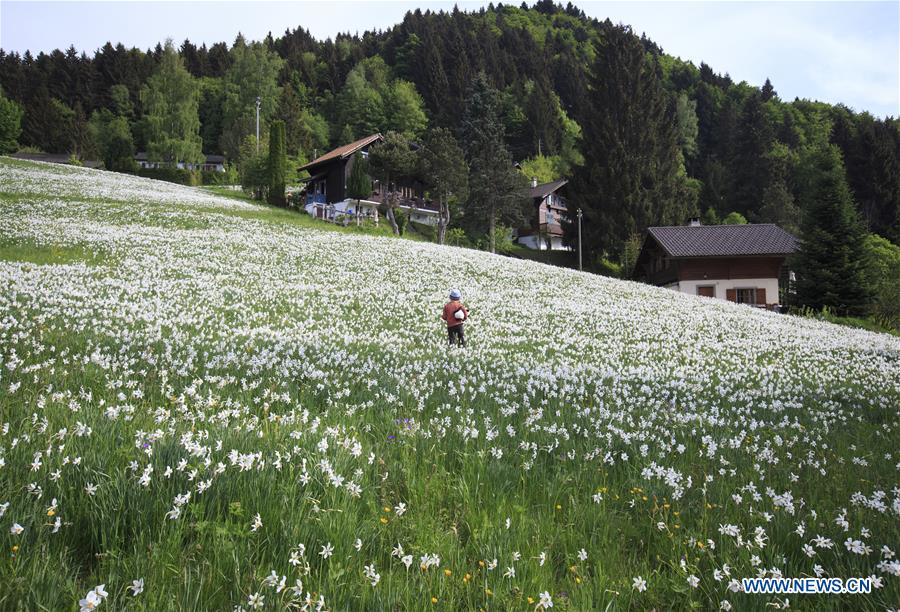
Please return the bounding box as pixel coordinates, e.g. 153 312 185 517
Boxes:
137 167 201 186
393 208 408 235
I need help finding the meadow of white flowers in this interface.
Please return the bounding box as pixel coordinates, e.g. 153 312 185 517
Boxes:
0 158 898 610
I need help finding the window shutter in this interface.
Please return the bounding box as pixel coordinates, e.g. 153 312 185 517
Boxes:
726 288 736 302
757 288 767 305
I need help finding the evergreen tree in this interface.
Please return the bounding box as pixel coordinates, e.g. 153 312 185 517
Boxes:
267 120 286 206
459 72 528 253
345 152 371 226
730 92 774 218
220 41 284 160
368 131 416 235
565 24 681 263
0 86 23 153
141 40 203 164
419 127 469 244
794 144 871 316
524 76 563 156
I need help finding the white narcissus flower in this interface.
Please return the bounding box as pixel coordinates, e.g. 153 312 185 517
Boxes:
633 576 647 592
538 590 553 608
10 523 23 535
247 592 264 609
687 575 699 588
129 579 144 596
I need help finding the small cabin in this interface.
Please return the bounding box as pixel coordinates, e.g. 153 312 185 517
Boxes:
633 221 798 309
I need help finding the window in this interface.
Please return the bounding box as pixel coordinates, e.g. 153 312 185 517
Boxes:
697 286 715 298
735 288 757 305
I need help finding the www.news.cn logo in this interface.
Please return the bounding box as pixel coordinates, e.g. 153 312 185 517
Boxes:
742 577 872 595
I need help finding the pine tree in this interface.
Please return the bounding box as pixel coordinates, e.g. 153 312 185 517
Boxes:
368 131 416 235
141 40 203 165
566 24 681 263
420 127 469 244
730 92 774 218
794 144 871 316
267 120 286 206
459 72 528 253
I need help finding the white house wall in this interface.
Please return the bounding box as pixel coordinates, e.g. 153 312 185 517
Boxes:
672 277 781 304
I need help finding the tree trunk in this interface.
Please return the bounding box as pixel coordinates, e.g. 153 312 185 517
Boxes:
437 197 448 245
356 199 361 227
385 202 400 235
489 212 496 254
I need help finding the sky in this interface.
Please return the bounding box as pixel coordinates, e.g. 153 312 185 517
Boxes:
1 1 898 118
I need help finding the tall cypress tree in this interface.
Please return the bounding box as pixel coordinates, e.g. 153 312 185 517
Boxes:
566 23 680 263
794 144 871 316
267 120 286 206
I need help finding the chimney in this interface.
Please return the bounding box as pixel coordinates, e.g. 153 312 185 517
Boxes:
531 177 538 188
688 217 701 227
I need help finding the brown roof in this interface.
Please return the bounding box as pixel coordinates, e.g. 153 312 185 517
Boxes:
529 179 568 200
299 134 382 171
647 224 798 257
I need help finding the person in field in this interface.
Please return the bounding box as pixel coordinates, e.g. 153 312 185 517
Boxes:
441 288 469 347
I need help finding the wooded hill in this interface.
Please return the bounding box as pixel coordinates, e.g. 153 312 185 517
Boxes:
1 0 898 252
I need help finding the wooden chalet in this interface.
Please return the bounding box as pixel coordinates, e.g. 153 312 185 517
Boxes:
298 134 440 225
633 221 798 309
515 178 570 250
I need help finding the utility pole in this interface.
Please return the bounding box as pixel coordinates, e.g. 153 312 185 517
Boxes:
577 207 583 272
255 96 261 154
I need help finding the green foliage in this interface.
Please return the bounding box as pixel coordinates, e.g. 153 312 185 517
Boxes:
267 120 287 207
596 257 622 278
46 98 76 153
345 152 371 202
701 207 720 225
0 87 24 154
381 80 428 138
136 166 200 185
419 127 468 244
794 144 871 316
335 59 429 141
518 155 557 184
90 110 137 173
620 233 642 279
675 93 699 159
863 234 900 330
721 211 748 225
220 40 284 160
460 72 529 253
368 131 416 235
567 24 682 261
109 84 134 119
393 208 408 235
445 227 469 247
141 40 203 165
239 134 269 198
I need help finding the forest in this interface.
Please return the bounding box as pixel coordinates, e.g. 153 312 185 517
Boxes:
0 1 898 324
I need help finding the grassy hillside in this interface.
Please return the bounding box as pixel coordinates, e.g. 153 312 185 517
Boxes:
0 159 898 610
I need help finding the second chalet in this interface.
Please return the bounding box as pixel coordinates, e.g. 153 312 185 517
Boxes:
298 134 439 226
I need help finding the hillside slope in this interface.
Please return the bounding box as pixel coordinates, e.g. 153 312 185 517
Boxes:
1 159 898 610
